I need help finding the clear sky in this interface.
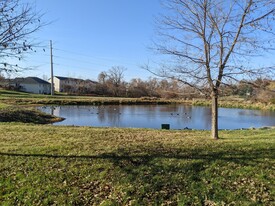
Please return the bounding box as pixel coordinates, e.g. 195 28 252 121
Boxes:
12 0 275 81
17 0 163 81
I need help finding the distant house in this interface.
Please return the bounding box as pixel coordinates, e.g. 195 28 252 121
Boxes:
12 77 51 94
50 76 98 94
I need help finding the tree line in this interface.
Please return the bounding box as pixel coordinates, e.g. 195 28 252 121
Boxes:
3 65 273 103
92 66 275 103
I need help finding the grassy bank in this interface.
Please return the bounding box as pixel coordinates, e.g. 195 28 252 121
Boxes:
1 89 274 111
0 89 187 106
193 96 275 111
0 123 274 205
0 96 64 124
0 107 64 124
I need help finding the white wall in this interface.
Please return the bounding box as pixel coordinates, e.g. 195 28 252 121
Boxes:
53 77 61 92
20 83 51 94
54 78 79 92
51 77 97 93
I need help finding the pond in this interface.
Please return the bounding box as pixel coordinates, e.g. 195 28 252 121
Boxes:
37 105 275 130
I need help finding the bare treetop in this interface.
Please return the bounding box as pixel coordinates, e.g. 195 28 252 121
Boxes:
0 0 44 74
155 0 275 89
152 0 275 139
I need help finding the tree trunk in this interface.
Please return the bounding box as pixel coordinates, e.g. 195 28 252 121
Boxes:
211 90 219 140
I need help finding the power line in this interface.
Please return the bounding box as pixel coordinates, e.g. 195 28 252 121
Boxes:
52 47 139 67
52 62 104 73
53 47 120 61
27 42 141 68
22 43 144 78
53 55 104 66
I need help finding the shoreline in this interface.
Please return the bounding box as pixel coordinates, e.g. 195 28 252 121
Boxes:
0 107 64 124
1 92 274 111
0 92 274 125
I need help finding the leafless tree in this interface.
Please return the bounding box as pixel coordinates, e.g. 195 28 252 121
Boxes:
97 66 127 97
128 78 151 97
0 0 44 74
98 71 107 84
150 0 275 139
107 66 127 88
107 66 127 96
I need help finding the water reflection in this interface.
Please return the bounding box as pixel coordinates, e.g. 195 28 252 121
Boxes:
38 105 275 130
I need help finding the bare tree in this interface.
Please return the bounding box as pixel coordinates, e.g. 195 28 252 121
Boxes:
128 78 151 97
108 66 127 87
150 0 275 139
106 66 127 96
0 0 44 74
96 66 127 96
98 71 107 84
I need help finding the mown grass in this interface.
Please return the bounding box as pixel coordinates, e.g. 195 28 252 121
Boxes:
0 123 274 205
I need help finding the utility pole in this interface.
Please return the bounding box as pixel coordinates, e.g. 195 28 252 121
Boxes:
50 40 54 96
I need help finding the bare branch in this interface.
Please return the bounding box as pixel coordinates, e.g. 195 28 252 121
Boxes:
0 0 45 73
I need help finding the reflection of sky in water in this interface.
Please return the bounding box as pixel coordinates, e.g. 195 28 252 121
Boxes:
38 105 275 130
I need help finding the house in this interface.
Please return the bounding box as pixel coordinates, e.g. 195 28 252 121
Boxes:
50 76 98 94
11 77 51 94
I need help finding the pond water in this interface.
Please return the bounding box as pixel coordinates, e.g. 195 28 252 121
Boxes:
38 105 275 130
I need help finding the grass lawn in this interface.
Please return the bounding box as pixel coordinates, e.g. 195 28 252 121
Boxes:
0 123 274 205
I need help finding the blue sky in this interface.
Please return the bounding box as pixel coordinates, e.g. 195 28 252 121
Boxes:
17 0 163 81
12 0 275 81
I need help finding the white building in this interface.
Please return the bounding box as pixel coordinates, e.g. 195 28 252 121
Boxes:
12 77 51 94
51 76 98 93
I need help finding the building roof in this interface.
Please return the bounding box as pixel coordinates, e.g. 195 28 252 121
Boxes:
54 76 98 84
14 77 51 85
54 76 83 81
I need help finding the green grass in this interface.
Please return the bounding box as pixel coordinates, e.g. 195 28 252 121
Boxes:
0 89 185 106
193 97 275 111
1 89 274 111
0 123 274 205
0 102 8 109
0 107 64 124
0 89 274 204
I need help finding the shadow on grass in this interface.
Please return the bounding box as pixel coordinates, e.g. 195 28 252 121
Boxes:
1 146 274 204
1 146 274 165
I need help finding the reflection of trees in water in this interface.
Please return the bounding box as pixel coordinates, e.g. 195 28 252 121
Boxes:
128 105 158 119
49 106 60 117
98 105 212 129
38 105 275 130
96 106 106 122
166 105 212 129
200 107 212 129
96 105 123 126
159 105 178 113
158 105 192 116
238 110 261 116
50 105 96 119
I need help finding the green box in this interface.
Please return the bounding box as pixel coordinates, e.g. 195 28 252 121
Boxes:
161 124 170 130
